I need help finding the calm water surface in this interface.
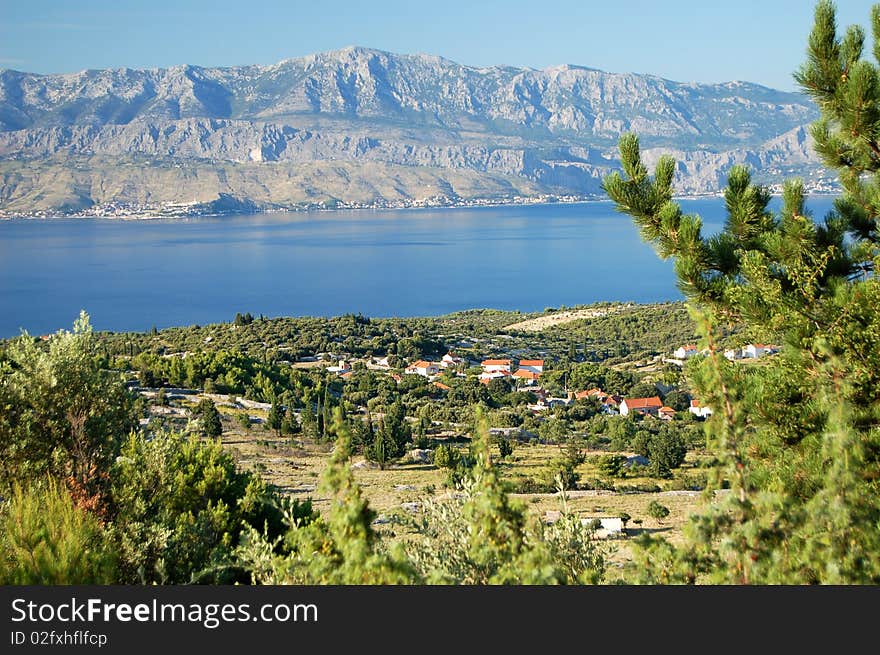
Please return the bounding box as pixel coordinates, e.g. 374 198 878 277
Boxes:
0 197 836 337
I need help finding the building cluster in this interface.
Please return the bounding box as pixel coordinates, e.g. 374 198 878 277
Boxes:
477 358 544 384
675 342 780 361
325 348 718 421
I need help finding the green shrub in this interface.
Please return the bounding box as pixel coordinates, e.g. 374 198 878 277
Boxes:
109 431 290 584
0 479 116 584
595 454 628 477
647 501 670 522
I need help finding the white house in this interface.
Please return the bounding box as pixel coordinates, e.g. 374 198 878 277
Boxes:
517 359 544 374
619 396 663 417
674 344 699 359
326 359 352 374
481 359 512 373
479 370 511 383
513 368 541 385
724 348 742 361
405 360 440 377
743 344 778 359
743 344 765 358
689 399 713 418
440 352 464 368
658 406 676 420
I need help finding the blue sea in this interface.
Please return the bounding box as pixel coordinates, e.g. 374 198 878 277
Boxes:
0 196 837 337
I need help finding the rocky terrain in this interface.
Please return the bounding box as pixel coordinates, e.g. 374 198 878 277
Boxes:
0 47 835 216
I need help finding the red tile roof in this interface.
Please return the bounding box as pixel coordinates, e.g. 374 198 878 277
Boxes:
514 369 541 379
518 359 544 366
432 381 451 391
481 359 512 366
408 360 435 369
624 396 663 409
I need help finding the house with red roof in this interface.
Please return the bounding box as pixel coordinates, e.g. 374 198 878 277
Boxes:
517 359 544 374
575 388 606 401
405 360 440 377
658 406 676 420
513 368 541 385
481 359 512 373
619 396 663 417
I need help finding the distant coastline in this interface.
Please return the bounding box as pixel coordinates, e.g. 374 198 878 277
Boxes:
0 186 840 221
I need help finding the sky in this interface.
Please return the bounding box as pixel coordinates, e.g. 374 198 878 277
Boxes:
1 0 878 91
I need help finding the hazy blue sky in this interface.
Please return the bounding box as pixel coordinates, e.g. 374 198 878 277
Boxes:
1 0 877 90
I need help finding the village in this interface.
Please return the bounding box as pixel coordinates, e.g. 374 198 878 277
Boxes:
312 337 782 428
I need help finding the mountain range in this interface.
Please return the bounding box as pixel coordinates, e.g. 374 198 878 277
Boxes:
0 46 834 216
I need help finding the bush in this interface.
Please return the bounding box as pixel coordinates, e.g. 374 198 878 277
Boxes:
614 482 661 494
0 479 116 584
109 431 290 583
647 501 670 522
595 454 628 477
0 312 137 492
432 443 462 470
512 477 553 494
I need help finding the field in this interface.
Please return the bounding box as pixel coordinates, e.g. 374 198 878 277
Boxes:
190 402 715 579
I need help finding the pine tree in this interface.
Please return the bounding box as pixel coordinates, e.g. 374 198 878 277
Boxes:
602 1 880 584
193 398 222 438
266 401 283 437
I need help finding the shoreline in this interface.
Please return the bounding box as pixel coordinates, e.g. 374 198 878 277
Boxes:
0 189 841 221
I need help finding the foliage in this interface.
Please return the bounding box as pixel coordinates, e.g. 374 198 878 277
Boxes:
0 311 137 494
192 398 223 438
404 416 604 584
596 454 628 478
109 430 289 583
236 410 414 584
433 443 462 470
646 430 688 478
646 501 670 522
0 478 117 584
266 401 283 437
497 437 515 459
604 0 880 583
365 400 411 466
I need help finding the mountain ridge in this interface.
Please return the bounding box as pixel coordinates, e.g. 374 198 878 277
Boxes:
0 47 834 217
